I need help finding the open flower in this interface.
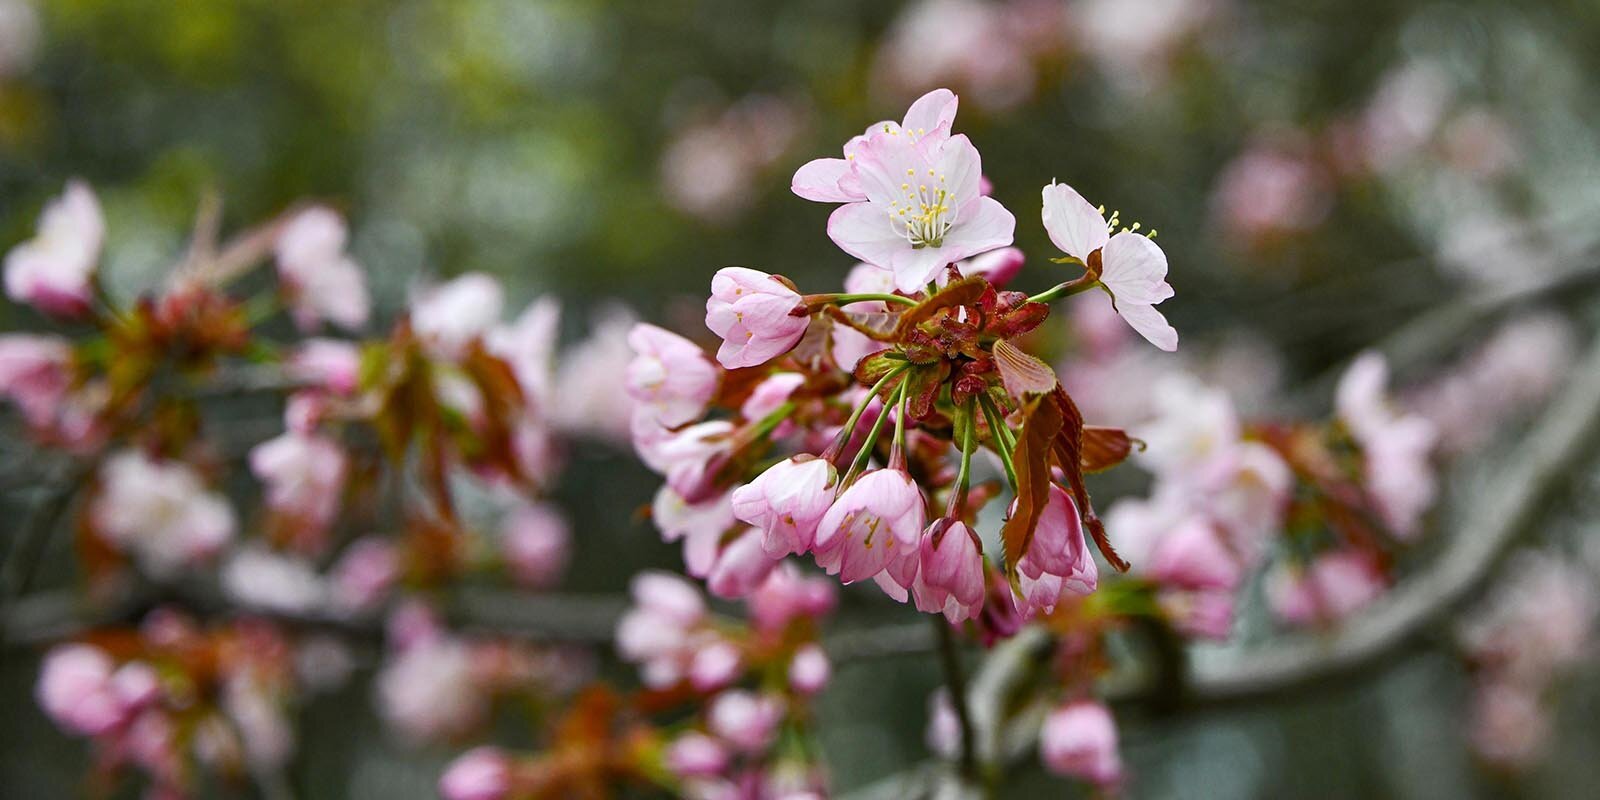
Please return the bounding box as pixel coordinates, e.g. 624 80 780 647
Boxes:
1014 486 1098 616
4 179 102 317
274 207 370 332
249 431 348 542
411 273 504 359
93 450 236 576
812 469 926 585
1336 352 1437 539
829 130 1015 291
705 267 810 368
791 88 959 203
1041 182 1177 351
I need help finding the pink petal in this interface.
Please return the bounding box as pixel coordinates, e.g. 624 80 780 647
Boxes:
826 202 907 272
792 158 861 203
1100 232 1173 306
1116 302 1179 352
900 88 959 140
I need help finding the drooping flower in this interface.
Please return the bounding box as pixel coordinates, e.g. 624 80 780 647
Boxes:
1041 181 1177 351
1039 701 1123 787
912 519 985 623
1014 486 1098 615
0 333 73 428
1265 549 1387 626
4 180 102 317
730 456 838 558
705 267 810 368
829 129 1015 292
812 469 927 585
791 88 960 203
652 485 736 578
626 323 720 431
706 527 780 599
274 206 371 332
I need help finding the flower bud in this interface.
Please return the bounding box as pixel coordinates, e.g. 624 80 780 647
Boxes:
706 267 810 369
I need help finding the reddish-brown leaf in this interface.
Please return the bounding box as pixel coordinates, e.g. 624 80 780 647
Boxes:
1049 388 1129 572
1000 393 1065 575
1081 426 1134 473
892 276 988 338
903 361 952 420
992 339 1059 400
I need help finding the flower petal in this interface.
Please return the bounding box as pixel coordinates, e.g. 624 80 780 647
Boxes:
1100 232 1173 306
900 88 959 141
826 202 906 271
1116 301 1179 352
792 158 861 203
1041 182 1108 261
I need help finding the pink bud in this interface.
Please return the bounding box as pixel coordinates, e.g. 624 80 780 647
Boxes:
501 503 570 589
813 469 926 585
731 456 838 558
706 267 809 369
747 564 838 632
739 372 805 437
666 732 729 778
288 339 362 395
788 644 831 695
331 537 399 612
689 640 744 692
707 528 780 599
912 519 985 623
1039 701 1122 786
36 644 126 735
708 690 783 753
439 747 512 800
626 323 719 430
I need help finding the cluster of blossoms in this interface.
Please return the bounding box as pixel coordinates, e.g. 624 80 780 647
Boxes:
1458 549 1598 769
0 183 654 797
438 568 836 800
35 610 334 798
629 88 1176 634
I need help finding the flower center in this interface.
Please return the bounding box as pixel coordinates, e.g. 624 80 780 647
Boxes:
888 167 956 249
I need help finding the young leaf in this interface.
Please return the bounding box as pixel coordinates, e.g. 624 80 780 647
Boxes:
1048 388 1129 572
992 338 1059 400
1080 426 1134 473
1000 392 1065 575
892 276 988 338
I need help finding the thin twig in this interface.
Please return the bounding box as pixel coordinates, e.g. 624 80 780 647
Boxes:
934 618 979 783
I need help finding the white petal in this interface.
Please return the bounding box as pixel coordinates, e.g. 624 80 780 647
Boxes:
1100 232 1173 305
900 88 958 140
939 196 1016 259
826 202 906 271
1041 182 1108 261
935 134 983 208
1117 302 1178 352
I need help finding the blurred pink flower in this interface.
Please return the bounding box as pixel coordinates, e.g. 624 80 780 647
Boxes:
36 644 129 736
439 747 512 800
652 484 736 579
1145 516 1241 592
0 333 73 428
708 690 783 753
376 635 484 742
746 564 838 633
1266 550 1386 627
706 267 809 368
788 644 831 695
330 537 400 613
1042 182 1177 351
487 297 561 404
1211 139 1331 246
662 94 807 223
274 206 370 332
1469 682 1548 769
952 246 1025 288
93 450 236 576
688 640 743 693
550 305 638 442
500 502 570 589
667 732 730 779
1337 352 1437 539
288 338 361 395
1039 700 1122 786
873 2 1041 111
925 688 961 759
706 527 781 600
4 180 102 317
626 323 720 432
411 273 504 359
616 571 709 689
250 431 348 540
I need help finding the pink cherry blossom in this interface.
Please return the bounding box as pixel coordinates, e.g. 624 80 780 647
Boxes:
912 519 985 623
626 323 720 431
705 267 809 368
0 333 73 428
688 640 743 692
330 537 400 613
4 179 102 317
93 450 236 576
376 635 484 742
1041 181 1177 351
36 644 127 736
439 747 512 800
829 129 1015 292
500 502 570 589
706 527 781 599
667 732 730 779
1145 516 1242 592
549 305 638 442
792 88 959 203
731 456 838 558
1159 589 1237 640
410 272 504 359
1040 701 1122 786
739 372 805 431
1336 352 1437 539
951 246 1024 287
788 644 831 695
287 338 361 395
1266 550 1387 626
487 297 561 404
221 546 328 614
273 206 370 331
873 2 1042 111
652 485 736 578
1014 487 1098 615
616 571 708 688
249 431 348 539
746 564 838 632
708 690 783 753
812 469 926 585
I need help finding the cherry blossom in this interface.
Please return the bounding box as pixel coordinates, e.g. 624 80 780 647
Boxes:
1041 181 1177 351
274 206 370 331
705 267 810 368
3 180 102 317
791 88 959 203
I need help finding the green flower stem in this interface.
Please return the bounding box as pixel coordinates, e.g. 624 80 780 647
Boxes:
977 393 1018 489
823 364 910 463
820 292 919 307
844 379 904 484
1025 274 1099 304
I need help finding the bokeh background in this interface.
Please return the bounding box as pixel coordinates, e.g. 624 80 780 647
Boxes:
2 0 1600 797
